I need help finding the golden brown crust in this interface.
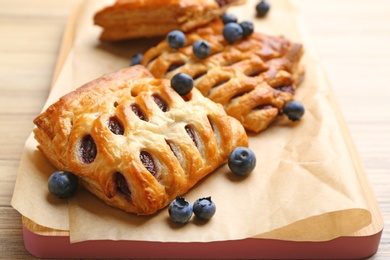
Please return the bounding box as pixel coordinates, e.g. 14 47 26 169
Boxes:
94 0 246 41
33 65 248 215
142 19 305 133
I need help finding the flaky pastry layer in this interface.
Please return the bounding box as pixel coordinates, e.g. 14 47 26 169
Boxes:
94 0 246 41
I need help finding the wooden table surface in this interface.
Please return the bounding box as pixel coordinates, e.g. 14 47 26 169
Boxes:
1 0 389 259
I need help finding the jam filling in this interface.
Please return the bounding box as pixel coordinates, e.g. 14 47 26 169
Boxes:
115 172 131 197
108 117 124 135
185 125 199 148
131 104 147 121
152 94 169 112
79 135 97 164
140 151 157 176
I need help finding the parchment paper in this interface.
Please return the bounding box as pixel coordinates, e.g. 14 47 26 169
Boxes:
12 0 372 243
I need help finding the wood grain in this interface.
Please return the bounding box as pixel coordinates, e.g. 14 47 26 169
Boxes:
1 0 389 258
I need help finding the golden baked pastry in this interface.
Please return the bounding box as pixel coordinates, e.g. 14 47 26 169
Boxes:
33 65 248 215
142 19 305 133
94 0 245 41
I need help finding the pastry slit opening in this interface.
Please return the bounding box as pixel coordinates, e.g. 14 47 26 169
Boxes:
140 151 158 178
130 104 148 121
212 78 230 89
166 139 179 158
152 94 169 112
274 85 295 94
193 71 207 81
254 104 276 111
167 62 185 73
108 116 124 135
185 125 199 149
207 115 221 147
165 139 186 173
114 172 131 198
79 134 97 164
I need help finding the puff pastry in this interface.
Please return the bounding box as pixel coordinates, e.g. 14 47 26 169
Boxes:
142 19 305 133
33 65 248 215
94 0 246 41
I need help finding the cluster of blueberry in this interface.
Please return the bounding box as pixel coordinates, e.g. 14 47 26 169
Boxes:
167 146 256 224
168 196 216 224
130 0 270 66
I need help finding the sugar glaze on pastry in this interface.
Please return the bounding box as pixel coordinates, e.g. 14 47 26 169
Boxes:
33 66 248 215
142 19 305 133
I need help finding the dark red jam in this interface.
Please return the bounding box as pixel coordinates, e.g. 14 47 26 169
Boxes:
152 94 169 112
140 151 157 176
115 172 131 197
79 135 97 164
131 104 147 121
185 125 198 148
108 117 124 135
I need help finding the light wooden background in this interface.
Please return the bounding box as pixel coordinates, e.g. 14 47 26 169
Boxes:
0 0 389 259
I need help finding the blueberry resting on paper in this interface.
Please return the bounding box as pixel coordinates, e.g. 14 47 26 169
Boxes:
193 197 216 220
48 170 79 199
256 1 270 17
228 147 256 176
168 196 193 224
282 101 305 121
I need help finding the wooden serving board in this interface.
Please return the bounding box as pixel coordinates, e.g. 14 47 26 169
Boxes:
20 1 384 258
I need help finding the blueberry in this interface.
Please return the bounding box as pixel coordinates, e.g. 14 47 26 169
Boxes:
193 197 216 220
130 53 143 66
48 170 79 199
221 13 237 24
171 73 194 95
283 100 305 121
192 40 211 59
167 30 186 49
239 21 254 38
168 196 193 224
228 147 256 176
256 1 270 17
223 22 243 44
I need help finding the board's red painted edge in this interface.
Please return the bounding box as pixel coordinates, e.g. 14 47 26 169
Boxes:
23 226 382 259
